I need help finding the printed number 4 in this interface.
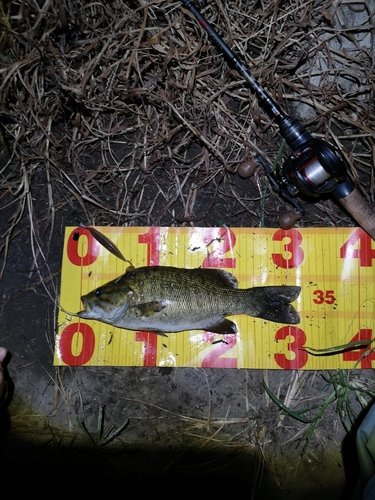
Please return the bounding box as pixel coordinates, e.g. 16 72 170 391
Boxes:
340 228 375 267
343 329 375 369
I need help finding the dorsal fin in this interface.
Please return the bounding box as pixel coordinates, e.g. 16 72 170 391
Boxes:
193 268 238 288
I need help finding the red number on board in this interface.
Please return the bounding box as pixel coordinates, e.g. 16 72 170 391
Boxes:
202 228 236 268
342 329 375 368
201 332 237 368
139 227 160 266
135 331 158 366
340 228 375 267
66 227 100 266
274 326 308 369
59 322 96 366
313 290 335 305
271 229 304 269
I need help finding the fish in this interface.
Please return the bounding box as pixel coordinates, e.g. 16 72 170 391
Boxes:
77 266 301 335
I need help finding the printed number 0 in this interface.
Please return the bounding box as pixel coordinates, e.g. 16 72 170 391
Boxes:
59 323 96 366
274 326 308 369
66 227 100 266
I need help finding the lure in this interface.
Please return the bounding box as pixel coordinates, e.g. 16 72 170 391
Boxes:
79 224 132 265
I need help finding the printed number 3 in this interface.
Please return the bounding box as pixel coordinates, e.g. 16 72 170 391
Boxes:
274 326 308 369
272 229 304 269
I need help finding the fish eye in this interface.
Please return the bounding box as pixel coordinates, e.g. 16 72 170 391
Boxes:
95 289 102 297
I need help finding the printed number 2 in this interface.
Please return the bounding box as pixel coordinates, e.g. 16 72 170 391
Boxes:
202 228 236 268
201 333 237 368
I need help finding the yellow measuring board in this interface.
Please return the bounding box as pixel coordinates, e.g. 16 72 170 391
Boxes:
55 226 375 369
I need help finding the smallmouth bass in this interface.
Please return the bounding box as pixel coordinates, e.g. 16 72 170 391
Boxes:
77 266 301 335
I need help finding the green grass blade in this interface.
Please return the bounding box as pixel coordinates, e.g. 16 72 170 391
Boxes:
262 379 313 423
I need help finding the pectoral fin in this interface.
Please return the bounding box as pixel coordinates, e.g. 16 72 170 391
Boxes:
132 300 168 317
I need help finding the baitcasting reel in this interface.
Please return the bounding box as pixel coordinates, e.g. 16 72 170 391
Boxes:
181 0 375 239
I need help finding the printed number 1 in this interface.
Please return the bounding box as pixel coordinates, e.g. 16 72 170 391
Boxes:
139 227 160 266
135 331 157 367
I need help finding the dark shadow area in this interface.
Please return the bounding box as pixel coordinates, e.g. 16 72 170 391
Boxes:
340 431 359 500
340 402 375 500
0 430 345 499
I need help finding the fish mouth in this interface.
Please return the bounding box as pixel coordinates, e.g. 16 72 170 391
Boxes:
77 297 94 318
77 299 130 323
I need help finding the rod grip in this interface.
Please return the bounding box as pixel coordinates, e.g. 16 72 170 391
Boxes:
338 187 375 240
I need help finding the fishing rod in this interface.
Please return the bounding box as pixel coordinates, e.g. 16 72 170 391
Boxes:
181 0 375 239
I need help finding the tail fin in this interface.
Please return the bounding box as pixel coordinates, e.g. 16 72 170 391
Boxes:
251 286 301 324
